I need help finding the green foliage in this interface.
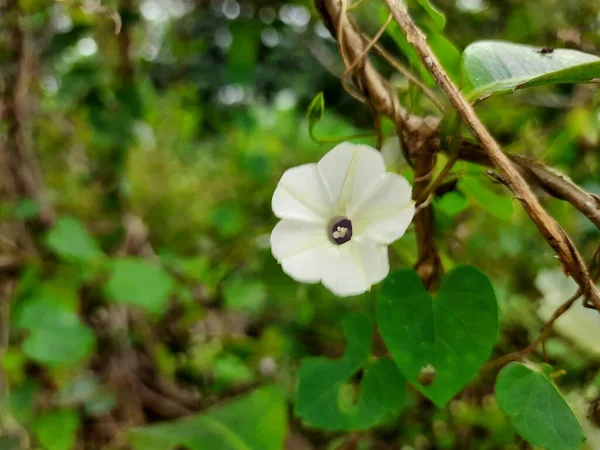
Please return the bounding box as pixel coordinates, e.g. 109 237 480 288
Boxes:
435 191 468 216
45 217 104 264
295 314 406 430
32 409 80 450
223 277 267 315
15 298 95 366
414 0 446 30
105 259 176 314
377 267 498 407
127 386 287 450
459 175 514 221
496 362 586 450
463 41 600 101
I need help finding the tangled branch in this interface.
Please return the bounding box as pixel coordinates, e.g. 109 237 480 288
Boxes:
315 0 600 310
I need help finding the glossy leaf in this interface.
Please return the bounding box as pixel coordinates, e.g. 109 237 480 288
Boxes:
127 386 287 450
496 362 586 450
105 259 175 314
295 314 406 430
377 266 498 407
463 40 600 102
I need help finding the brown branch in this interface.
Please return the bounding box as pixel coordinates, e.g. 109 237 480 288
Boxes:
484 245 600 372
412 145 443 288
452 141 600 229
315 0 443 286
384 0 600 310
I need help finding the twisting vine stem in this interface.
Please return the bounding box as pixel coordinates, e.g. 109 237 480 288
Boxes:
383 0 600 310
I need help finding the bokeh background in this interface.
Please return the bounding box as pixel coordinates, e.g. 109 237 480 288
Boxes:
1 0 600 448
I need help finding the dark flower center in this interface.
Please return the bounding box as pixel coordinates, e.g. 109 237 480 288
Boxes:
329 217 352 245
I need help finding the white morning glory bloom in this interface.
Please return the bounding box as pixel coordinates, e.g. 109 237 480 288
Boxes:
270 142 415 297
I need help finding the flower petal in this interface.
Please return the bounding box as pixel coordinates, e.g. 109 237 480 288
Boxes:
350 173 415 244
355 240 389 285
317 143 386 215
270 220 329 283
320 242 372 297
272 164 331 224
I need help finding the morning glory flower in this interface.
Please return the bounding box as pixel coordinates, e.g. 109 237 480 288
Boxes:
270 142 415 297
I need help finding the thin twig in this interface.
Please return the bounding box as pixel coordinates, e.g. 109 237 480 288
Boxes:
484 245 600 372
384 0 600 310
372 42 446 113
416 152 459 204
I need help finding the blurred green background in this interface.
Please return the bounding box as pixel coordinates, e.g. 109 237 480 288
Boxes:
1 0 600 448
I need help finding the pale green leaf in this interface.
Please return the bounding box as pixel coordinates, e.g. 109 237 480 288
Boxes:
463 40 600 102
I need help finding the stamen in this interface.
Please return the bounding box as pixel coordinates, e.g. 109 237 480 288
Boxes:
328 217 353 245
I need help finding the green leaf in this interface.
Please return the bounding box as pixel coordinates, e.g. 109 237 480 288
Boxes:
33 409 80 450
377 266 498 407
435 192 468 216
427 30 461 83
0 436 21 450
14 199 39 220
415 0 446 30
16 298 95 366
223 277 267 315
45 217 104 263
127 386 287 450
105 258 175 314
295 314 405 430
459 176 514 220
307 92 325 128
463 40 600 102
496 362 586 450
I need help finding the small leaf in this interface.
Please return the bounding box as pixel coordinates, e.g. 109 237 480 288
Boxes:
295 314 405 430
377 266 498 407
307 92 325 143
223 277 267 315
459 176 513 220
127 386 287 450
14 199 39 220
415 0 446 30
496 362 586 450
463 40 600 102
16 298 95 366
105 259 175 314
46 217 104 263
33 409 80 450
307 92 325 125
435 191 468 216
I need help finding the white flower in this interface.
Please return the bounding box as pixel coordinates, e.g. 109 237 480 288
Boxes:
270 142 415 297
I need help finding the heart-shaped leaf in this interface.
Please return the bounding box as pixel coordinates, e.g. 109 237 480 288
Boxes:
463 40 600 102
377 266 498 407
294 314 406 430
496 362 586 450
